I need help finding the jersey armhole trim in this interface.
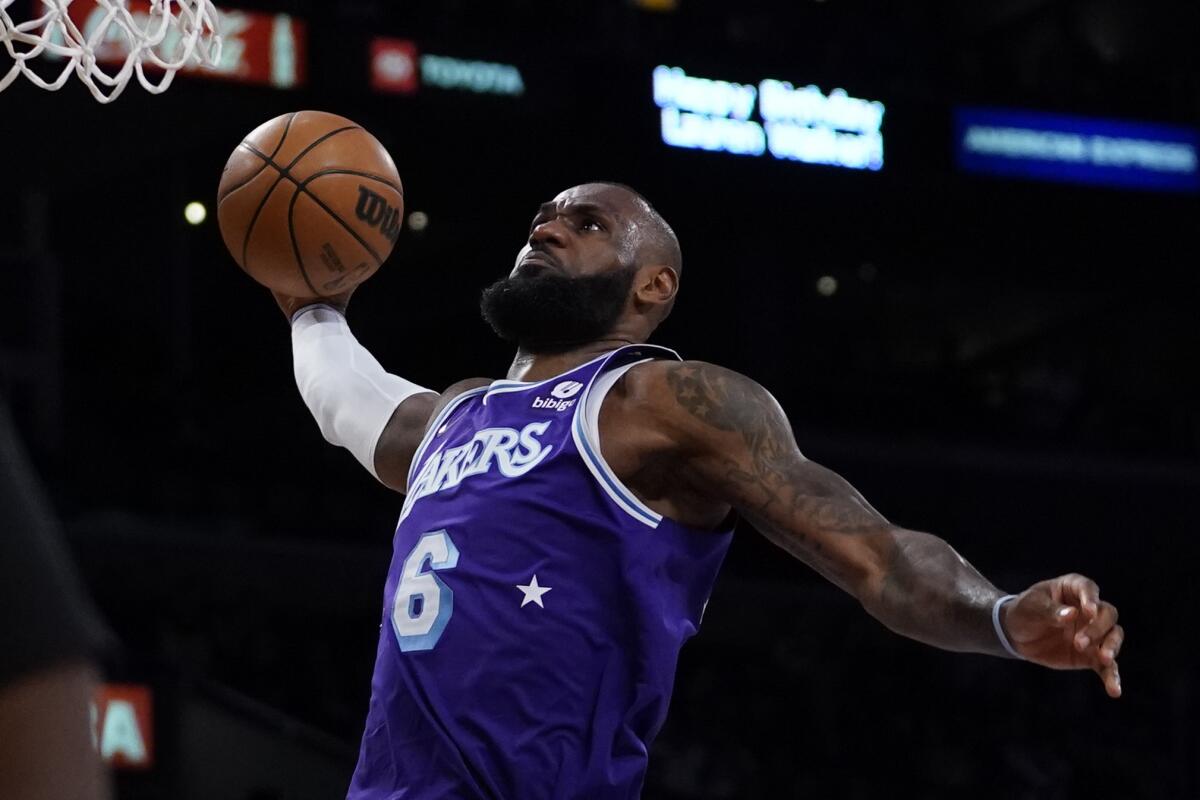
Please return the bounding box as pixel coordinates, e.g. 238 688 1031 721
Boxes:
405 387 488 490
571 358 663 530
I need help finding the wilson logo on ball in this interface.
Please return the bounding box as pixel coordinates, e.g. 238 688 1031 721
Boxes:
355 186 402 243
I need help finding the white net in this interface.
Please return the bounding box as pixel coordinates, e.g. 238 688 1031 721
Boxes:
0 0 221 103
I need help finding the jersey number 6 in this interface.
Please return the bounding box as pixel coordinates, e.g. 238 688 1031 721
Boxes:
391 530 460 652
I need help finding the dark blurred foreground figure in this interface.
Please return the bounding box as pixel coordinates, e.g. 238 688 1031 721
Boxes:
273 182 1124 799
0 397 111 800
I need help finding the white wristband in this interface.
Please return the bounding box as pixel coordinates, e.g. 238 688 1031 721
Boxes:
290 303 342 325
290 305 430 481
991 594 1023 659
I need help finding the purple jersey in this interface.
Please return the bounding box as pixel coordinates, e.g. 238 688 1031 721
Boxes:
346 345 734 800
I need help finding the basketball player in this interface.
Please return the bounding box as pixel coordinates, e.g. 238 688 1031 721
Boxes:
274 182 1123 799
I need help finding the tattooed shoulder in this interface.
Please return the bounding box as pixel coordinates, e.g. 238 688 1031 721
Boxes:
657 361 886 539
662 361 793 442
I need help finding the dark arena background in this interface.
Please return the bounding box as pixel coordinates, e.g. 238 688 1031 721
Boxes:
2 1 1199 798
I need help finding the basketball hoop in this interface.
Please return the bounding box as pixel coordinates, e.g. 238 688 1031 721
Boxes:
0 0 221 103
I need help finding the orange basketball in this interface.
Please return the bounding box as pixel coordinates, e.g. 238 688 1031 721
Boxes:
217 110 404 299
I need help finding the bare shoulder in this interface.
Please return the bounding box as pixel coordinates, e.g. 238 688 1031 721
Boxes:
601 358 793 528
616 359 786 439
426 378 492 429
598 359 749 529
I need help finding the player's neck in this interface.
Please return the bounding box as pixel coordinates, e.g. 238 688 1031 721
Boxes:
506 338 635 382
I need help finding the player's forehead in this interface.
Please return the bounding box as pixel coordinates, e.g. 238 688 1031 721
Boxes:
538 183 640 220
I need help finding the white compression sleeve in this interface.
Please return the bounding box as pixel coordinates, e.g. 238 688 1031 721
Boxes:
290 305 431 480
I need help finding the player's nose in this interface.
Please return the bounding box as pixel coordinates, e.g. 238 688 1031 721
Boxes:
528 218 569 251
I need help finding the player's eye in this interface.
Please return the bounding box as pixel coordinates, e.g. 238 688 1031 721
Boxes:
580 218 604 232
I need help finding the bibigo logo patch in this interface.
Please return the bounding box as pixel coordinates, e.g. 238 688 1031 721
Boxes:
551 381 583 399
533 381 582 412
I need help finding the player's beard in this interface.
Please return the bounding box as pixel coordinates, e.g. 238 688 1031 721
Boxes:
479 264 637 354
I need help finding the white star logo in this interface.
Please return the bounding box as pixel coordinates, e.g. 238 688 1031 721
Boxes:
516 574 552 608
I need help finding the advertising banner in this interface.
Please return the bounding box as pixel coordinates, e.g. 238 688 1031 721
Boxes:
955 107 1199 192
44 1 306 88
370 38 525 98
93 683 154 770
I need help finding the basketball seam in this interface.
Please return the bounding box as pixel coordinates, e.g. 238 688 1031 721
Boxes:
237 114 305 275
243 143 396 294
216 113 292 206
238 124 361 284
271 113 299 158
218 153 270 206
295 173 386 266
219 144 280 204
304 168 404 195
219 111 296 208
286 190 323 298
239 170 289 274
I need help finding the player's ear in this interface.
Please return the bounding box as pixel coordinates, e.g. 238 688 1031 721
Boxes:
634 264 678 309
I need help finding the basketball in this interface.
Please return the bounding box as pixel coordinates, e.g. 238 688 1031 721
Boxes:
216 110 404 299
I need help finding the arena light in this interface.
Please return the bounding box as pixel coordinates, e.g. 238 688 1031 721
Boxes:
652 65 885 171
955 107 1200 193
407 211 429 232
184 201 207 225
633 0 679 11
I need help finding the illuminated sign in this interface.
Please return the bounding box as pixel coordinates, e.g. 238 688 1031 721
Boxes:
371 37 419 94
652 65 885 170
955 108 1199 192
421 54 524 96
45 2 306 88
369 40 525 97
91 684 154 771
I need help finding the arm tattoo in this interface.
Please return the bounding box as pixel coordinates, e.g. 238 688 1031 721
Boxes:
665 363 884 538
665 362 1006 655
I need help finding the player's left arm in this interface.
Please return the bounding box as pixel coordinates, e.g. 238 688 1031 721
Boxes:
649 361 1124 697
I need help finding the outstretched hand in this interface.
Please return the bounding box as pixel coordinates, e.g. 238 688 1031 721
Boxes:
271 287 355 321
1001 573 1123 698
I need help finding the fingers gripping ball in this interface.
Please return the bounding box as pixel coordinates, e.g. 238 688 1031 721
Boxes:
217 110 404 299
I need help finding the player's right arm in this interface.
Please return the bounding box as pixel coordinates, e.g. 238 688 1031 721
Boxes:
371 390 441 490
274 291 440 493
